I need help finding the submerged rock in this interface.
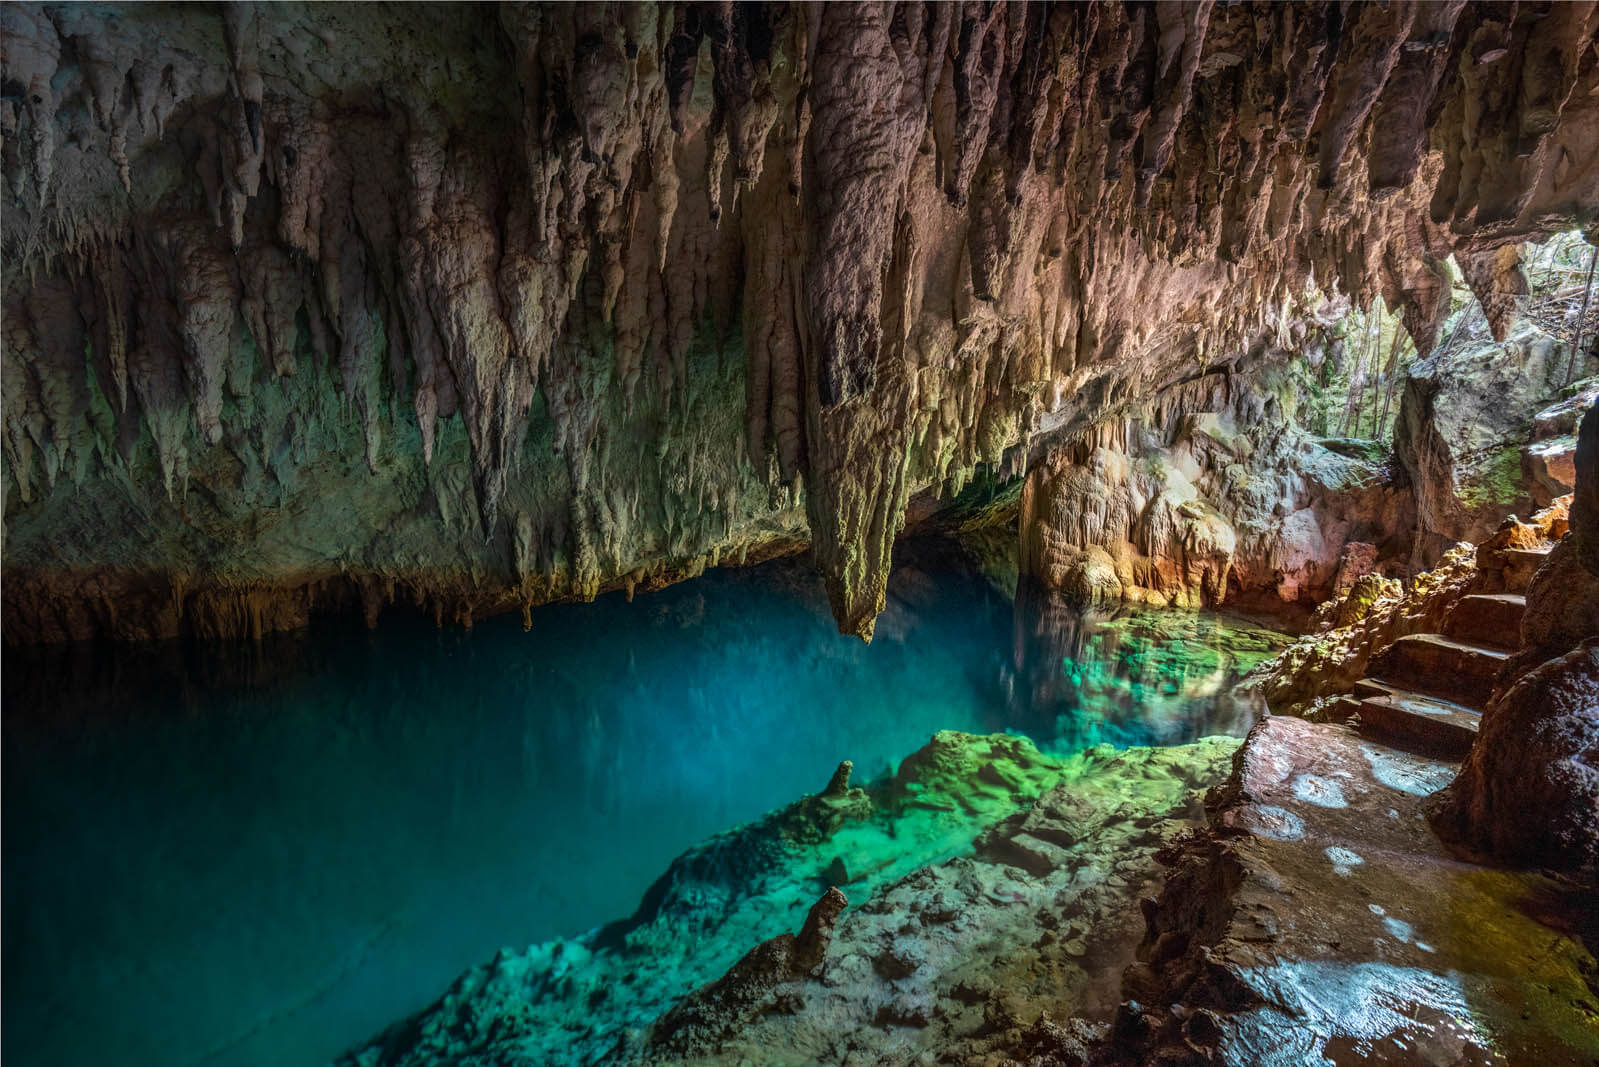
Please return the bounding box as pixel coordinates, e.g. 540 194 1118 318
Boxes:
340 732 1241 1066
1002 589 1289 749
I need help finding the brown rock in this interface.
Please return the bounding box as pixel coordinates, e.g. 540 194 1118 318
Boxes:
1114 716 1599 1065
5 3 1599 641
1430 641 1599 882
1574 401 1599 578
647 886 850 1058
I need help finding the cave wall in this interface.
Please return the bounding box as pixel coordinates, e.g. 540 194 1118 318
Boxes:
1018 351 1411 610
3 1 1597 643
1395 326 1598 560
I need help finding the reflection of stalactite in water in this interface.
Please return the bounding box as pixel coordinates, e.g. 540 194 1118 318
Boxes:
581 702 613 816
1005 577 1276 751
1007 578 1097 739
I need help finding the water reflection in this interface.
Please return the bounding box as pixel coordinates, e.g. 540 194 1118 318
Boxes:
1004 578 1284 752
2 539 1288 1067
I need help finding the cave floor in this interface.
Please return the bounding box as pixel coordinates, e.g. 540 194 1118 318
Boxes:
1134 715 1599 1065
344 715 1599 1066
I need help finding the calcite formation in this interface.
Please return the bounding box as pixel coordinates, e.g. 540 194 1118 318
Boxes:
4 2 1599 641
1018 362 1407 610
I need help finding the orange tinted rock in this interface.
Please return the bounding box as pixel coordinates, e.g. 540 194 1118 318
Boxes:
4 3 1599 641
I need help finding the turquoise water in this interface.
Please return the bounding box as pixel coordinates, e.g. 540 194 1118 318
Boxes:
2 540 1287 1067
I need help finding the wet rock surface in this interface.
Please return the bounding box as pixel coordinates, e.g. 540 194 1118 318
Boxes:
1430 640 1599 882
340 731 1240 1066
1113 715 1599 1067
5 2 1599 642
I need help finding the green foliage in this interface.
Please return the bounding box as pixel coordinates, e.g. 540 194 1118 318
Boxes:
1299 229 1595 445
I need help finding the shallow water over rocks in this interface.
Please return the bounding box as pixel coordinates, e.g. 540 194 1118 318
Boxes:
2 539 1288 1067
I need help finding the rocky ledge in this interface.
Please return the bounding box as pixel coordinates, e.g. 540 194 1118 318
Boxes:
1115 714 1599 1066
340 711 1599 1066
340 730 1240 1066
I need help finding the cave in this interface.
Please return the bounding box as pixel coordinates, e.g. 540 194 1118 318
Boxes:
3 2 1598 1065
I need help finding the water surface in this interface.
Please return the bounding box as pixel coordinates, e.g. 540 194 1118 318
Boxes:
3 539 1287 1067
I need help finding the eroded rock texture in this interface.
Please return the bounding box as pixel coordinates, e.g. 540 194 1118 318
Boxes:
1019 361 1408 610
1430 401 1599 879
4 2 1599 641
1241 491 1580 717
343 730 1241 1066
1395 329 1597 560
1430 640 1599 880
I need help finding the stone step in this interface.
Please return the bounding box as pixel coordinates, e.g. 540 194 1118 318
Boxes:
1354 677 1486 711
1369 633 1508 707
1444 593 1526 651
1352 677 1403 700
1500 546 1553 594
1350 679 1481 757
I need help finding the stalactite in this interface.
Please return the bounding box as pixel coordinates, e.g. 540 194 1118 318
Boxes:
3 1 1598 643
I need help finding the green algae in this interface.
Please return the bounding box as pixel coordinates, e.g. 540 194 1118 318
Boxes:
1458 443 1526 511
1431 868 1599 1060
342 731 1076 1065
342 730 1243 1066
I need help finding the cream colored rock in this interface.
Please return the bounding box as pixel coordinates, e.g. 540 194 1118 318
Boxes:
4 3 1599 641
1020 371 1403 611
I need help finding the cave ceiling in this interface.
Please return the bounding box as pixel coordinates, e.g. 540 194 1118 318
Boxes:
2 1 1596 642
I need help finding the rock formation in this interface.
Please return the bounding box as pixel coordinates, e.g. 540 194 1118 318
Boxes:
5 2 1599 642
1245 541 1479 717
1395 328 1597 561
1107 714 1599 1065
645 886 850 1059
1242 484 1586 717
342 714 1599 1067
1241 393 1599 879
1430 400 1599 879
1019 360 1407 610
1429 640 1599 879
342 730 1243 1066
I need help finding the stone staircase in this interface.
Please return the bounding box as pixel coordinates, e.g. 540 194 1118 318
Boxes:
1333 544 1550 758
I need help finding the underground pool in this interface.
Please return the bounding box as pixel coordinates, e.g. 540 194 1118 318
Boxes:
1 539 1288 1067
